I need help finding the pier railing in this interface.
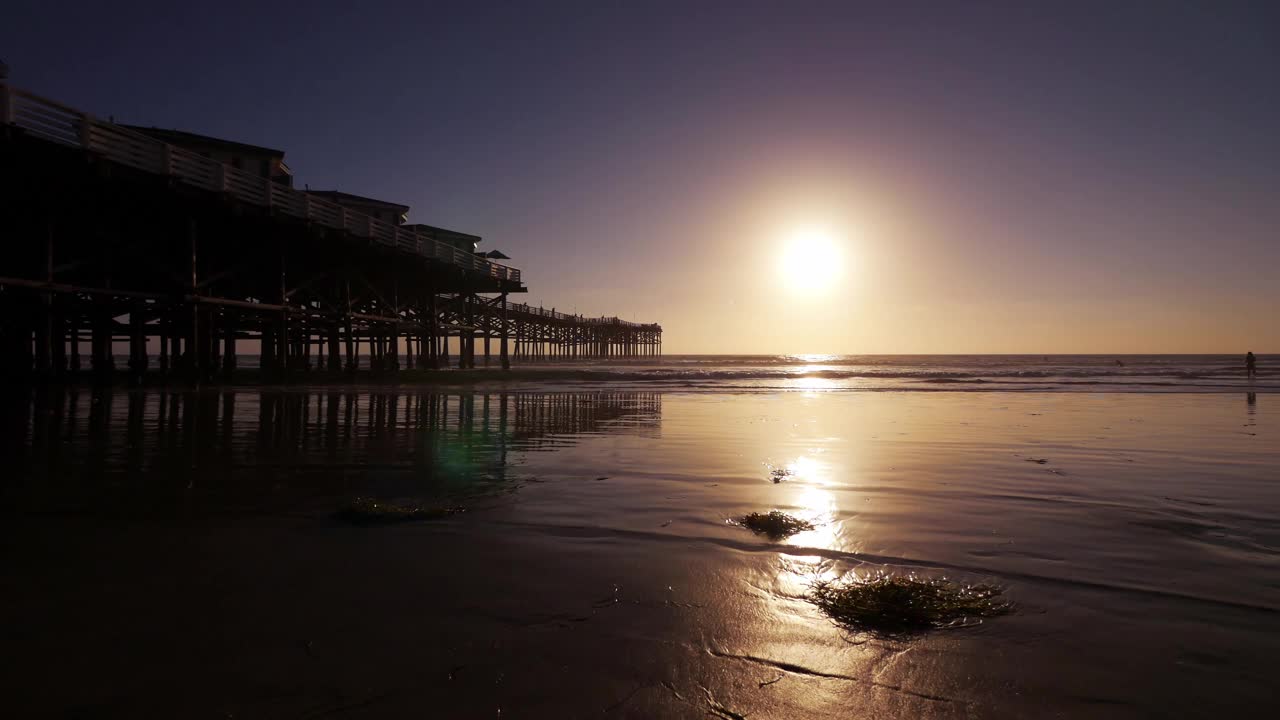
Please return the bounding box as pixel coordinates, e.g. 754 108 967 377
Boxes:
501 301 660 329
0 83 520 285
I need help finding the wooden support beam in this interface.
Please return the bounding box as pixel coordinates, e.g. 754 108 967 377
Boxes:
283 271 331 300
327 320 340 373
157 318 168 373
91 299 113 377
344 278 357 372
223 310 237 374
51 298 67 373
129 302 146 377
188 219 202 381
276 244 288 375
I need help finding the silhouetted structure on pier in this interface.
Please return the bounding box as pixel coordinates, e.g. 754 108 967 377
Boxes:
0 82 661 381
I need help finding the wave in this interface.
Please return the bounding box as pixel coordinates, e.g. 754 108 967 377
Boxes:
513 368 1250 381
195 352 1271 391
437 366 1275 389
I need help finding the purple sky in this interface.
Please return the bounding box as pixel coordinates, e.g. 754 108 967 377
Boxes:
6 1 1278 352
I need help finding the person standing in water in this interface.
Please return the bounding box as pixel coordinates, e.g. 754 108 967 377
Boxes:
1246 351 1257 379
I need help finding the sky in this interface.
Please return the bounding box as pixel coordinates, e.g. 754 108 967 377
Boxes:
5 1 1278 353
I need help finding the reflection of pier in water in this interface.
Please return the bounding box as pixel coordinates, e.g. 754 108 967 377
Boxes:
7 389 662 512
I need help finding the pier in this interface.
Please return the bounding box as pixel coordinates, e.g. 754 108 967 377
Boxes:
0 82 661 381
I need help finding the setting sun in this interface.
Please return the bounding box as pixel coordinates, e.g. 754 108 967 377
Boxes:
780 227 844 294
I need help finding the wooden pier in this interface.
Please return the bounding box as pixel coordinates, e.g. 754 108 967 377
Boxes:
0 82 661 381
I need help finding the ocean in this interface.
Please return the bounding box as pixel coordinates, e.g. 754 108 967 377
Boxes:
188 353 1274 392
487 353 1275 392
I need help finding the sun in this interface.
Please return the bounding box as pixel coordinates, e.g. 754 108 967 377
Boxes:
780 226 844 294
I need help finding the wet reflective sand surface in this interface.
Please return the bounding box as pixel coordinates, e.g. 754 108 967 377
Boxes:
2 388 1277 718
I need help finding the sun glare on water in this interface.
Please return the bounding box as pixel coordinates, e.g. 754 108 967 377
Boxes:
780 227 844 295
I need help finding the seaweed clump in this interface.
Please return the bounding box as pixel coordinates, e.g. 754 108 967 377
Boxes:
336 497 462 525
809 572 1011 634
739 511 814 539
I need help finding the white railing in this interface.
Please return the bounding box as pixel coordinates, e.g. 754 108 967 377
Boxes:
1 82 521 285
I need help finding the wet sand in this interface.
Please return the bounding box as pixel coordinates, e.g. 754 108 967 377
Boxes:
2 388 1276 717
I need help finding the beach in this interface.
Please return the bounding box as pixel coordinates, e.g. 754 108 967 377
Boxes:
2 373 1277 717
6 0 1278 714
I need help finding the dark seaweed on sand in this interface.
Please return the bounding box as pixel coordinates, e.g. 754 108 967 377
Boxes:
739 511 814 539
809 572 1011 634
336 497 462 525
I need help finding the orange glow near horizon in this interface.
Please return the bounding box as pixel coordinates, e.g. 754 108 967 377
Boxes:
521 164 1280 355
